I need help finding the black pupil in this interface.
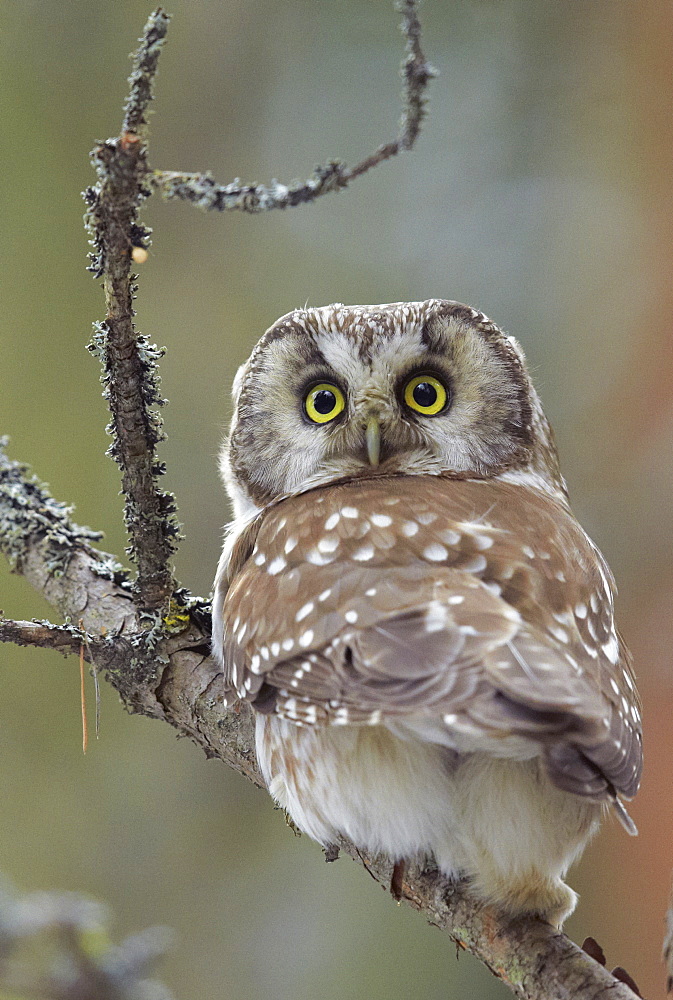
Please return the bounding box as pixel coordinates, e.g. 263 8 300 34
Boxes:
314 389 336 414
413 381 438 408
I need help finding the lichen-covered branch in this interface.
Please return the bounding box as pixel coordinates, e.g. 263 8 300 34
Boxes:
82 9 179 615
123 6 171 136
0 876 175 1000
151 0 437 213
0 618 95 657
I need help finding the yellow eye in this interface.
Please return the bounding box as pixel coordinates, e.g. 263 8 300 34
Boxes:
403 374 448 416
304 383 346 424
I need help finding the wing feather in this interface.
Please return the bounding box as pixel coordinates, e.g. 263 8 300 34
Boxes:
218 476 642 803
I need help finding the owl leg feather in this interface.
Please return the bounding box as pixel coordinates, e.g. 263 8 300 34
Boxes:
437 753 602 928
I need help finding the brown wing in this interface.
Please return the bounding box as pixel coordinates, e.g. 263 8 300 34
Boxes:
217 474 642 805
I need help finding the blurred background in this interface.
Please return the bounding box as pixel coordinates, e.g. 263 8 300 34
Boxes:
1 0 672 997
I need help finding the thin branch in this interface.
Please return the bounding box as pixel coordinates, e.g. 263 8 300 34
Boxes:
123 7 171 135
151 0 437 213
0 440 134 634
0 437 103 576
83 9 180 615
0 619 91 658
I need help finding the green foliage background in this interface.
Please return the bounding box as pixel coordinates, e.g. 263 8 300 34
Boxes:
1 2 672 997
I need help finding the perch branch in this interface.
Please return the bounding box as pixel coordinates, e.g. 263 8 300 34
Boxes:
151 0 437 213
0 5 642 999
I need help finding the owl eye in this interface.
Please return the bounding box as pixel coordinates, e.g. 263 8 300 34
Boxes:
403 374 449 416
304 383 346 424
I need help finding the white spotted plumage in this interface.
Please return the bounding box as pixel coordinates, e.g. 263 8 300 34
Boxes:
212 299 642 927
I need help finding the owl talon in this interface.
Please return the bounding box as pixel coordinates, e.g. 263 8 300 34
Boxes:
391 858 407 902
581 936 606 966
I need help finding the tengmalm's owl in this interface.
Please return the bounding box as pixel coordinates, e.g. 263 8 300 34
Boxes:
212 300 642 926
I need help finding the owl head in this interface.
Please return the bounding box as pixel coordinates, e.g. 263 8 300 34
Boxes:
222 300 565 518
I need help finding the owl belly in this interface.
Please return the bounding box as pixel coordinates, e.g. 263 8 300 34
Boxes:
256 715 462 870
256 714 601 925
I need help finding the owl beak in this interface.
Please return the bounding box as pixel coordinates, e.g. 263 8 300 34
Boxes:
366 415 380 467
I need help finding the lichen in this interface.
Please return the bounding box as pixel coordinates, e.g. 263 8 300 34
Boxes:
0 438 106 577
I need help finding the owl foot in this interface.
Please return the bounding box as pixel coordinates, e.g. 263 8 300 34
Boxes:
476 871 578 929
390 858 407 902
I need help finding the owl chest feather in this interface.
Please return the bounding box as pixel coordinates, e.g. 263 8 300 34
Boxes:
256 713 600 894
256 713 462 865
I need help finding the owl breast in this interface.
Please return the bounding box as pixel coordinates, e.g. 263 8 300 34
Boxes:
256 711 601 926
256 714 462 862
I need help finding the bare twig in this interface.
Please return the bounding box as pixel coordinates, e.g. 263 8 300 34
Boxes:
123 7 171 136
151 0 437 213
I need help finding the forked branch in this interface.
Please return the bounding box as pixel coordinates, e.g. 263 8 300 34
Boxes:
152 0 436 213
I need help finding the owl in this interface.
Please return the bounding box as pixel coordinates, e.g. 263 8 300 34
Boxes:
212 299 642 927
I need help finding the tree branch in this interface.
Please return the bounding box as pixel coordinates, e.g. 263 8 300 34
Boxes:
151 0 437 213
0 619 93 658
83 8 179 615
0 5 643 999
